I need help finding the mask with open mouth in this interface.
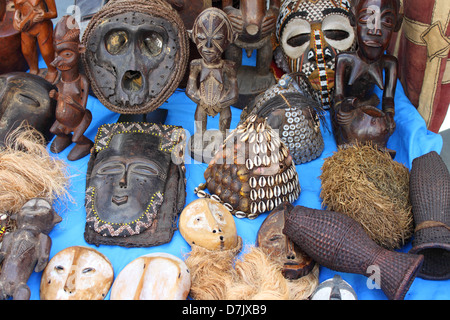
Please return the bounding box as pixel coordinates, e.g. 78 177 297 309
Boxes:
81 0 188 114
84 122 186 248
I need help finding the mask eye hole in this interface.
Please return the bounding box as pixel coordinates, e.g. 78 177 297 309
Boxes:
323 29 350 41
141 32 163 57
18 94 40 108
82 267 96 274
286 33 310 48
269 234 283 242
97 162 125 175
105 30 129 55
55 265 65 273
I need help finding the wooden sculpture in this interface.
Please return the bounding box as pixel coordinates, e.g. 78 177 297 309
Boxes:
12 0 58 83
186 7 238 163
223 0 279 107
332 0 402 150
49 16 93 161
0 198 62 300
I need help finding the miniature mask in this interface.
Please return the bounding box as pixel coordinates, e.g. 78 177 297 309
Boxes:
0 198 62 300
49 15 93 161
110 253 191 300
0 72 56 144
276 0 355 109
196 115 301 219
84 122 186 248
13 0 58 83
257 203 315 280
179 198 238 251
81 0 189 114
40 246 114 300
332 0 401 149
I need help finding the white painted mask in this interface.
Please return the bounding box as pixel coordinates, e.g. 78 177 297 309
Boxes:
40 246 114 300
110 253 191 300
179 198 238 251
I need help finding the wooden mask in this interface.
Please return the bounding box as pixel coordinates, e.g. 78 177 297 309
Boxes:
179 198 238 251
276 0 355 109
110 253 191 300
0 72 56 144
40 246 114 300
85 122 186 248
81 0 189 114
257 203 315 280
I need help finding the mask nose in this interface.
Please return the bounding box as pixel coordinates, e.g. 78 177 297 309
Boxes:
122 70 144 93
119 170 128 188
64 268 76 295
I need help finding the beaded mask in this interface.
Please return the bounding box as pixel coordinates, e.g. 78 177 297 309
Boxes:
276 0 355 109
196 115 301 219
243 73 325 164
84 122 186 247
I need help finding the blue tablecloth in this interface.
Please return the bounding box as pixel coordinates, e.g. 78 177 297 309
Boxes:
24 55 448 300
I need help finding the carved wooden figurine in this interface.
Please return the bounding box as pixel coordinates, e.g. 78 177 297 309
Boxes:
0 198 62 300
223 0 279 107
332 0 402 150
12 0 58 83
49 16 93 161
186 7 238 163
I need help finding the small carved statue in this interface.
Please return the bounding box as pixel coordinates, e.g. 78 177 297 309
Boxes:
0 198 62 300
332 0 402 150
12 0 58 83
49 16 93 161
222 0 279 107
165 0 212 87
186 7 238 162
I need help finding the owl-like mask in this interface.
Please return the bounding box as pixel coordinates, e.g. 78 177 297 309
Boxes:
81 0 188 114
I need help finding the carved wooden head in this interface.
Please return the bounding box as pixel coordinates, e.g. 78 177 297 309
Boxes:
353 0 401 62
189 7 235 65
